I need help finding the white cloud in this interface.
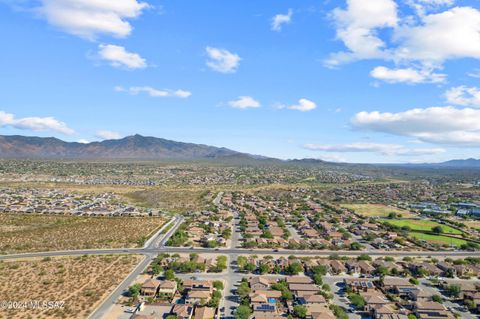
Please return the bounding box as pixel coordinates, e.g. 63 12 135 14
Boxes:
271 9 293 32
394 7 480 65
205 47 241 73
406 0 455 16
228 96 261 109
77 139 90 144
327 3 480 83
444 86 480 107
172 90 192 98
98 44 146 69
39 0 150 40
0 111 15 125
304 142 445 156
115 86 191 98
287 99 317 112
326 0 398 66
467 69 480 78
0 111 75 135
370 66 446 84
95 130 122 140
351 106 480 145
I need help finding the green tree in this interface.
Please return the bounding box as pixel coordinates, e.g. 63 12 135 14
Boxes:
349 242 362 250
282 289 293 301
235 305 252 319
245 263 256 273
312 265 327 275
216 256 228 270
447 284 461 298
293 305 307 319
237 256 248 270
313 273 323 285
152 264 162 275
348 293 365 309
329 305 348 319
213 280 224 290
287 262 304 275
432 295 443 303
128 283 142 299
259 263 270 274
357 254 372 261
165 269 175 281
237 282 251 299
432 226 444 234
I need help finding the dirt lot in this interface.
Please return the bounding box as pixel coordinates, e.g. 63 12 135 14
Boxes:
125 187 210 213
0 214 165 254
0 254 142 319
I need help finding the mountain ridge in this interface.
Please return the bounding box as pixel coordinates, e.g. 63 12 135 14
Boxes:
0 134 479 168
0 134 265 161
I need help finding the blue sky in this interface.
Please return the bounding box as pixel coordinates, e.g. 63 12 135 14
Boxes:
1 0 480 163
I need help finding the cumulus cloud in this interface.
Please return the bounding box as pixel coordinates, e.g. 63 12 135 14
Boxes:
327 3 480 83
370 66 446 84
325 0 398 66
304 142 445 156
286 99 317 112
115 86 191 98
406 0 455 16
0 111 74 135
98 44 147 69
271 9 293 31
95 130 122 140
351 106 480 145
205 47 241 73
394 7 480 64
228 96 261 109
39 0 150 40
444 86 480 107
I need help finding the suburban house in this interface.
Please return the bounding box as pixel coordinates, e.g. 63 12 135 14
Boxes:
141 279 161 297
249 277 271 290
158 280 177 296
194 306 215 319
413 301 455 319
172 304 194 319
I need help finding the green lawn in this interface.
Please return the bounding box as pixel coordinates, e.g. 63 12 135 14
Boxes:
382 219 462 235
341 203 415 218
409 232 468 247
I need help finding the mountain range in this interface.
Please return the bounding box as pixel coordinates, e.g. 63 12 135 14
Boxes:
0 134 479 168
0 134 257 161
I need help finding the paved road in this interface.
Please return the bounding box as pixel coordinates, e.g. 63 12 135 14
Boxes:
286 223 302 241
213 192 224 207
3 246 480 261
88 253 156 319
88 216 185 319
323 276 361 319
230 210 242 249
143 216 178 248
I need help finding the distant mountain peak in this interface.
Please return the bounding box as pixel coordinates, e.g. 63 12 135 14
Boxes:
0 134 261 161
